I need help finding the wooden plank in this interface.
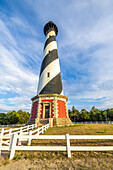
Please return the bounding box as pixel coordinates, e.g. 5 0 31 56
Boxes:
0 146 10 150
9 134 18 160
70 135 113 139
66 134 71 157
16 146 66 151
18 135 66 140
71 146 113 151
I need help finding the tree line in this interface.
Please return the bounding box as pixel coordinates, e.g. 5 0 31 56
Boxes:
0 110 30 125
68 106 113 122
0 106 113 125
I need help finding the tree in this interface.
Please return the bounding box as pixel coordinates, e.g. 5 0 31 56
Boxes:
7 110 19 124
16 110 30 124
89 106 101 121
80 109 90 121
0 110 30 125
101 110 107 121
107 109 113 121
0 113 10 125
69 106 80 122
68 109 71 118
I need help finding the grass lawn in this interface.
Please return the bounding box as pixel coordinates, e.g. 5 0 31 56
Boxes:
0 124 113 169
30 124 113 147
44 124 113 135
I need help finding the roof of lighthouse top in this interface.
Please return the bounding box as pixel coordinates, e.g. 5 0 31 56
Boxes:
44 21 58 36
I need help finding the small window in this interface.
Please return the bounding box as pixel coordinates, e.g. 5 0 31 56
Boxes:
47 72 50 78
49 35 51 38
48 50 50 53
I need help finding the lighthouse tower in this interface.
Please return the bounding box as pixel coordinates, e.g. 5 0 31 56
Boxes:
29 21 73 126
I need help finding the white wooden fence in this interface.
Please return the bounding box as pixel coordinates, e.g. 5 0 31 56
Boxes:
74 121 113 124
0 123 49 146
0 123 37 154
0 124 37 137
0 133 113 160
0 124 25 128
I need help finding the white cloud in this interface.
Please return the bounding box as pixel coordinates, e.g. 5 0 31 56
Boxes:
0 0 113 112
0 17 40 112
0 103 31 112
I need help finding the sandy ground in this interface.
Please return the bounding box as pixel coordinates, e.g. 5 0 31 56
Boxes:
0 156 113 170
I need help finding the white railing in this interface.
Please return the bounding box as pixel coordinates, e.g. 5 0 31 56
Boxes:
0 124 25 128
20 124 49 145
0 124 38 153
0 123 50 153
0 124 37 136
0 133 113 160
74 121 113 124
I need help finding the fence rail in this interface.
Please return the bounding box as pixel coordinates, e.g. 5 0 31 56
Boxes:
0 124 50 152
0 124 25 128
0 124 37 136
0 133 113 160
74 121 113 124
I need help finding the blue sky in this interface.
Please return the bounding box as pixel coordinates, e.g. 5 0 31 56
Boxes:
0 0 113 113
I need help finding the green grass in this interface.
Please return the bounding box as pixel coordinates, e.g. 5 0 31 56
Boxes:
3 161 9 166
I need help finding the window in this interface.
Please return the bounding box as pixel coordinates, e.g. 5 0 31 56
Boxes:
48 50 50 53
47 72 50 78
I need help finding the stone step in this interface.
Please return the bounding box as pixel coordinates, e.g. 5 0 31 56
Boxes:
37 119 49 127
26 119 35 125
53 118 73 126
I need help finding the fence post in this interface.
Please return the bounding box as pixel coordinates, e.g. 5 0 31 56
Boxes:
27 125 29 131
9 134 18 160
28 131 32 145
18 127 22 145
45 125 47 131
9 128 12 135
66 134 71 158
42 126 44 134
1 128 4 136
0 128 4 155
37 128 39 135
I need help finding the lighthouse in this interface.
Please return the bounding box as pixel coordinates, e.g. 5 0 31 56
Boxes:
28 21 73 126
37 22 63 96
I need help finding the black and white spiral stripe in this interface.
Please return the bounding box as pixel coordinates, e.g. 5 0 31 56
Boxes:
37 30 63 95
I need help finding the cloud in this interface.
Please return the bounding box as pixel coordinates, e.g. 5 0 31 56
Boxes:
0 15 42 112
0 0 113 112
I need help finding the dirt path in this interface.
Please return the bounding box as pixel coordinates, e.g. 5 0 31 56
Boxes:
0 157 113 170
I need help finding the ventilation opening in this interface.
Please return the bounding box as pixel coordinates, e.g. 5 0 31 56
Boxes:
47 72 50 78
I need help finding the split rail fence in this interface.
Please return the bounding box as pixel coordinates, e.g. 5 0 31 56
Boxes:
0 133 113 160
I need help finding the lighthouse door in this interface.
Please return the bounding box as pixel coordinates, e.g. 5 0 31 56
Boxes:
45 106 49 118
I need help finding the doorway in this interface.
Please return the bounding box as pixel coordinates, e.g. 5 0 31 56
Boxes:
42 103 51 119
45 105 49 118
